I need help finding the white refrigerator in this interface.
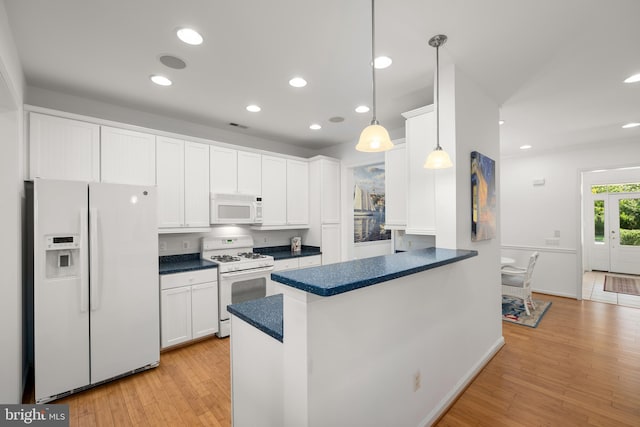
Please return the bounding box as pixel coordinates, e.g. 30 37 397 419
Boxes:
27 178 160 403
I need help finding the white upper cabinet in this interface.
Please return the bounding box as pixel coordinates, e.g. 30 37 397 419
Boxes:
403 106 436 235
157 137 209 229
286 159 309 225
210 147 261 196
210 146 238 195
183 141 210 227
101 126 156 186
237 151 262 195
384 143 407 229
156 136 185 228
261 155 287 226
29 113 100 182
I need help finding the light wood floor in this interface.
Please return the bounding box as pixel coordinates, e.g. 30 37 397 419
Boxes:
437 293 640 426
37 293 640 426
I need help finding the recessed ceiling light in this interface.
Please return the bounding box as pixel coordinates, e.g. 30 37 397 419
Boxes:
374 56 392 69
246 104 261 112
289 77 307 88
355 105 370 113
520 145 532 150
623 73 640 83
150 75 172 86
622 122 640 129
177 28 203 45
499 120 505 125
309 124 321 130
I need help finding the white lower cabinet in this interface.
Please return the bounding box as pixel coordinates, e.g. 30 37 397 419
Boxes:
161 286 192 348
320 224 341 265
160 269 218 349
191 282 219 339
268 255 322 295
274 255 322 272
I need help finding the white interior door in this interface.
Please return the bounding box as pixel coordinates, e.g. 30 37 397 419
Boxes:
609 193 640 274
88 182 159 384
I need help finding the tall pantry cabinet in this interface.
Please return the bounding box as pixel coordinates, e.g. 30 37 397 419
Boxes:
307 156 341 265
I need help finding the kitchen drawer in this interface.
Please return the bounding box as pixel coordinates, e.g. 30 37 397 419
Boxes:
299 255 321 268
274 258 299 271
160 268 217 290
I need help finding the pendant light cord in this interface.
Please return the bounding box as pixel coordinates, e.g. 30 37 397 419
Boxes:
435 41 440 150
371 0 377 125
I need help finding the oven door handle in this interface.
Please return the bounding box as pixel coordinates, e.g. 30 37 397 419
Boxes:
220 266 274 278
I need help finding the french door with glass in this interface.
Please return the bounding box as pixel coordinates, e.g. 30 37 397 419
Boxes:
590 191 640 275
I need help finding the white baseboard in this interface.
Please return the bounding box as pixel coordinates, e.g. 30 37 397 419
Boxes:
532 288 577 299
420 336 506 427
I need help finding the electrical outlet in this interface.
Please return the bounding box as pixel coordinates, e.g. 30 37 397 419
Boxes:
263 237 267 243
554 230 561 238
182 241 190 249
413 371 421 392
159 241 167 251
408 240 412 248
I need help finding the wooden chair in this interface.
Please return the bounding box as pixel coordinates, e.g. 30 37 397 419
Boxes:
501 252 539 316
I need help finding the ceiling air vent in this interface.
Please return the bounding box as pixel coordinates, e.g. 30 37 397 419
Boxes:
229 122 249 129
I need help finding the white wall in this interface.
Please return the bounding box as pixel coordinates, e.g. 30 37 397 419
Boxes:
0 0 25 403
26 86 317 159
500 138 640 298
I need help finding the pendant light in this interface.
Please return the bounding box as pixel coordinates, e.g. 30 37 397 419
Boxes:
356 0 393 152
424 34 453 169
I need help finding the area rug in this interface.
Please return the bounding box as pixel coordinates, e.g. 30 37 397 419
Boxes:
604 274 640 296
502 295 551 328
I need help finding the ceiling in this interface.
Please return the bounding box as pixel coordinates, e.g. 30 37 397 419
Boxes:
4 0 640 156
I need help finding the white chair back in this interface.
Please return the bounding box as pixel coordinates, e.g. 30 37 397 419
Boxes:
523 252 539 287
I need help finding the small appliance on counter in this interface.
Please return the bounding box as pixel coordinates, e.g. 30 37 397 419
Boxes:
291 237 302 254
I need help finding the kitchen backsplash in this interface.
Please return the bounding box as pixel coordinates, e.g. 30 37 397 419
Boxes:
158 226 311 256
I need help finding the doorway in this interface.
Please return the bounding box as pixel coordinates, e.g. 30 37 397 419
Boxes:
587 184 640 275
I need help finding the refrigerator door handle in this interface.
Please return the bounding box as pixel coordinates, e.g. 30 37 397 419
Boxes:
80 209 89 313
90 207 100 311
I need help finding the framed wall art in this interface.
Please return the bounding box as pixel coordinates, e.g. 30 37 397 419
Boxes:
471 151 496 241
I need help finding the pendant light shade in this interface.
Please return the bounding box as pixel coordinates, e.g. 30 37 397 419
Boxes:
356 123 393 152
424 146 453 168
356 0 393 153
424 34 452 169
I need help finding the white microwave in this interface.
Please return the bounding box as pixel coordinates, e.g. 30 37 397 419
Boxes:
210 193 263 224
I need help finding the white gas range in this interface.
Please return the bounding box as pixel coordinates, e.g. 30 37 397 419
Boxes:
201 236 274 337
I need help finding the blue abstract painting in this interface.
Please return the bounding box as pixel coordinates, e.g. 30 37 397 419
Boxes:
471 151 496 241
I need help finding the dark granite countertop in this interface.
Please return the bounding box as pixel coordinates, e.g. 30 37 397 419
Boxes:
255 245 321 260
228 294 283 342
271 247 477 297
159 253 217 275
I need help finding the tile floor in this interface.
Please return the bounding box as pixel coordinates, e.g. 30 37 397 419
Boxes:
582 270 640 308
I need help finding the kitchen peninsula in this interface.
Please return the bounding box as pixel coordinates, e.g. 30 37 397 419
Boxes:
228 247 503 427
